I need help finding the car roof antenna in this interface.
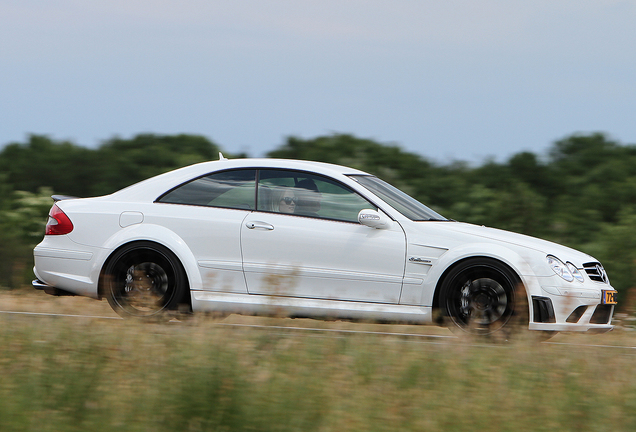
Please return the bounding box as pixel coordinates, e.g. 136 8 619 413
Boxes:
219 152 228 161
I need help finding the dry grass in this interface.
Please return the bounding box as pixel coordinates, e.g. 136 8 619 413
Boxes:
2 290 636 431
0 288 119 316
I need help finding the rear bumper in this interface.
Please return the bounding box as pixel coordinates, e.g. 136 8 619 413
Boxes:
33 237 103 299
32 279 78 296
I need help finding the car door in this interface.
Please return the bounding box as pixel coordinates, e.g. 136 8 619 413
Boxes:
241 169 407 303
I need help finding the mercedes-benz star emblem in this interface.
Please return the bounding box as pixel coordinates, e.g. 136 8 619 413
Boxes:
596 264 608 284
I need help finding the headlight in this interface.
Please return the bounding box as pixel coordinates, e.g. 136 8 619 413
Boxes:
547 255 574 282
566 262 585 283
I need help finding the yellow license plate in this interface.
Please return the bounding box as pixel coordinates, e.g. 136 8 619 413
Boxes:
602 290 618 305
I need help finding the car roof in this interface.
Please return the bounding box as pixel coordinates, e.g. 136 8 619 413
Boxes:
109 158 372 202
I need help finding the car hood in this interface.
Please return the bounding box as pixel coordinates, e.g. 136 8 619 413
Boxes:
423 222 596 264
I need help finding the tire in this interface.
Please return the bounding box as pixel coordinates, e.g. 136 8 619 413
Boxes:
103 242 188 319
439 258 528 337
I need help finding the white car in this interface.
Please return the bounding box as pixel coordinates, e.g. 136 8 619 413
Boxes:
33 157 617 336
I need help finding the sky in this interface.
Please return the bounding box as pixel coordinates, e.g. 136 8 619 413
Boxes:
2 0 636 164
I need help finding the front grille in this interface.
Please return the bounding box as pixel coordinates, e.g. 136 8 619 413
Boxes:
590 304 613 324
583 262 610 284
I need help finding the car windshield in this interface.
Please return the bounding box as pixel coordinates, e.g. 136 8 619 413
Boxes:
349 175 448 222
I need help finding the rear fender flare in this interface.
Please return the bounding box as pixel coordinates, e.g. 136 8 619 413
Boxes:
99 223 202 295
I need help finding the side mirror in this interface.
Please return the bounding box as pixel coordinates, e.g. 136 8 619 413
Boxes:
358 209 391 229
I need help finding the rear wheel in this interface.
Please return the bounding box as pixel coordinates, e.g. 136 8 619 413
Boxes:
439 258 528 337
104 242 188 319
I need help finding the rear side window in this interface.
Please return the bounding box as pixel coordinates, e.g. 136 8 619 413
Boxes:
157 169 256 210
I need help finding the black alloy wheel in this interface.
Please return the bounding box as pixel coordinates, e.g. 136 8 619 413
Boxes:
104 242 188 318
440 258 527 336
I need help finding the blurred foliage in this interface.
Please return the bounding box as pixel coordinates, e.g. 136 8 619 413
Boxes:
0 134 227 196
3 316 636 431
1 132 636 311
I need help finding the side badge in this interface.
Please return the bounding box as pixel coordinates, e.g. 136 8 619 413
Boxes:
409 257 432 264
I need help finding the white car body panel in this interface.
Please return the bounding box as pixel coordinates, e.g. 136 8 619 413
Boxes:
145 204 250 294
241 212 406 303
33 158 616 333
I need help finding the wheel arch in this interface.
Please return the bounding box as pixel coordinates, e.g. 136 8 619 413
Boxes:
97 225 201 307
99 239 193 316
432 255 527 321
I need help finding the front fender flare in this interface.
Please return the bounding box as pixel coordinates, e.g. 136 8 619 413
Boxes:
424 242 542 307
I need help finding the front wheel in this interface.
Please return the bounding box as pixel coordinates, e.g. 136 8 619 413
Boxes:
103 242 188 319
439 258 528 336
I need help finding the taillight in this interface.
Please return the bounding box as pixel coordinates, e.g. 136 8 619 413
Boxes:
45 204 74 235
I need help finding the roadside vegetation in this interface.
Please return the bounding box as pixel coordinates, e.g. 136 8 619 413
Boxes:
1 302 635 432
2 132 636 313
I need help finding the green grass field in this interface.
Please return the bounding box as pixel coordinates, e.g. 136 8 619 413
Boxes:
1 293 636 431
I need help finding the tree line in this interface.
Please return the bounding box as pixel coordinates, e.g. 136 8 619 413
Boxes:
1 133 635 311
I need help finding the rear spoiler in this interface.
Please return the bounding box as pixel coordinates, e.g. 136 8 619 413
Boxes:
51 195 78 202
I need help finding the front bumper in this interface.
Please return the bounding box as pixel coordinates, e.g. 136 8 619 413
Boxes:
528 279 616 332
529 298 614 333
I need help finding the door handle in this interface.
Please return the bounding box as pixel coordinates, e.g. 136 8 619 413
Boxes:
246 221 274 230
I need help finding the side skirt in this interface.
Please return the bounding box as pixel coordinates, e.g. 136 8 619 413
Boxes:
191 291 433 324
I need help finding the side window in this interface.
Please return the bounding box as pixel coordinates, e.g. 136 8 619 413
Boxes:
157 169 256 210
258 170 376 222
